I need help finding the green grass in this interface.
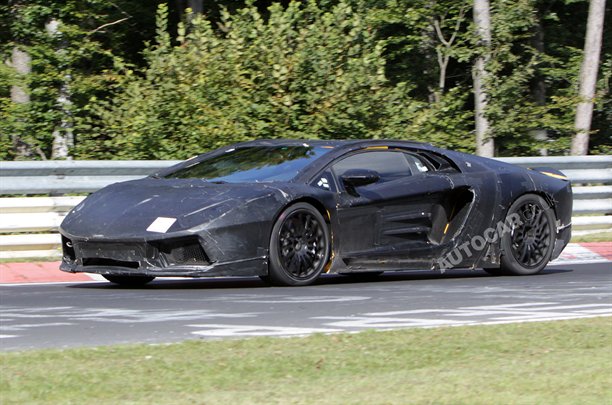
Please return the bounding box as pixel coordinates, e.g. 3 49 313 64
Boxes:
571 231 612 243
1 317 611 404
0 256 60 264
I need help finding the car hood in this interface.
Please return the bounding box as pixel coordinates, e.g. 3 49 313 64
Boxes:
60 178 287 240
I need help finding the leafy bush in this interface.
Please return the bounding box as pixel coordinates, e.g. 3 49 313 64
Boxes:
79 2 467 159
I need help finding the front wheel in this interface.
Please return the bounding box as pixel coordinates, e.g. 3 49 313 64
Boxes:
268 203 331 286
498 194 556 275
103 275 155 286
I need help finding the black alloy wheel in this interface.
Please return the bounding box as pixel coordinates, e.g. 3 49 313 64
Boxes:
268 203 330 286
498 194 556 275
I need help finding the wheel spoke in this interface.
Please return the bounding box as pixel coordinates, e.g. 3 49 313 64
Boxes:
519 243 529 263
527 244 534 264
302 253 314 269
289 254 300 275
509 200 553 269
277 209 327 280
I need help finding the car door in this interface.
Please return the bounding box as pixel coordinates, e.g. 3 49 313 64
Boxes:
329 149 475 268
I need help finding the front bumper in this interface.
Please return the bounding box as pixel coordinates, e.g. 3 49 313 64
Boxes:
59 235 268 278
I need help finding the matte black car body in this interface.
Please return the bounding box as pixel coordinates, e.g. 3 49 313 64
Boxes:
60 139 572 284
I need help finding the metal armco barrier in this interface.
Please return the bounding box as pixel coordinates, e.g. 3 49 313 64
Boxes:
0 160 180 194
1 156 610 259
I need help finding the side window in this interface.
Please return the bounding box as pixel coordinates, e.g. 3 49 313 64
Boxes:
404 153 431 174
331 151 412 183
311 170 337 192
415 151 460 173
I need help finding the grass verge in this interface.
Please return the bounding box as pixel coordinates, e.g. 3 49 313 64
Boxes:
571 231 612 243
0 257 60 264
1 317 611 404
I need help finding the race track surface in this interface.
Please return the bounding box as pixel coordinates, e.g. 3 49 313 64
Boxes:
1 262 611 351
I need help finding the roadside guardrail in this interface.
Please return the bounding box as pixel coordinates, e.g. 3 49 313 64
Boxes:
1 156 610 259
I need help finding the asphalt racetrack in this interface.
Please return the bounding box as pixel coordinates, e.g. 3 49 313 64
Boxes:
1 262 611 351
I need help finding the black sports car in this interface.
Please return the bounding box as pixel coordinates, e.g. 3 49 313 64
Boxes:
60 140 572 286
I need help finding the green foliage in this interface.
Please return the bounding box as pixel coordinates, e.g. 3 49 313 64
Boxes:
591 54 612 155
0 63 18 160
484 0 549 155
79 2 428 159
1 0 608 159
363 0 475 151
0 0 158 160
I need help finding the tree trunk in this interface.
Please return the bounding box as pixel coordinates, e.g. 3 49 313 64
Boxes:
530 17 548 155
472 0 494 157
46 19 74 160
9 47 33 158
432 5 466 104
10 48 30 104
571 0 606 155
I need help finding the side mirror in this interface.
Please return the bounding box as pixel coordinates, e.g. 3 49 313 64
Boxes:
341 169 380 196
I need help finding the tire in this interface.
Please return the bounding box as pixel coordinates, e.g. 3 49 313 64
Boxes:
268 202 331 286
498 194 556 276
103 275 155 286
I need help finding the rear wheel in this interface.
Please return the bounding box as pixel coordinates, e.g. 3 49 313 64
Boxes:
268 203 330 286
498 194 556 275
103 275 155 286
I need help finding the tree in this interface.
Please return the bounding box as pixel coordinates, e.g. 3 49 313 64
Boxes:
46 18 73 160
2 0 606 160
7 46 37 158
0 0 159 160
79 2 425 159
432 1 468 103
571 0 607 155
472 0 494 157
354 0 475 152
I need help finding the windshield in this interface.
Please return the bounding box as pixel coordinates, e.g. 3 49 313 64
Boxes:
164 145 331 183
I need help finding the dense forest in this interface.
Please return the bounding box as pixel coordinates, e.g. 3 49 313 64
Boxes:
1 0 610 160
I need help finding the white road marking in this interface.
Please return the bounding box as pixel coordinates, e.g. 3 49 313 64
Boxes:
579 308 612 314
445 314 610 327
1 322 73 332
189 324 342 337
236 295 371 304
548 259 609 266
0 334 18 339
515 304 612 311
312 317 471 328
459 302 558 309
188 302 612 338
1 306 260 324
316 303 612 329
0 280 100 287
